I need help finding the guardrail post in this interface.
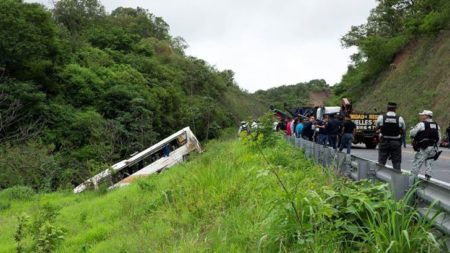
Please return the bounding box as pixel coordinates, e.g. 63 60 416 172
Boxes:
344 154 352 178
317 144 323 165
329 148 337 169
314 143 320 163
323 147 332 167
320 146 326 167
349 156 359 181
335 152 347 175
368 161 378 182
389 170 409 200
375 165 409 200
357 159 370 180
304 141 310 158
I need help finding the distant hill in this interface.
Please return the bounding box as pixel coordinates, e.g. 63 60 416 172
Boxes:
252 79 331 111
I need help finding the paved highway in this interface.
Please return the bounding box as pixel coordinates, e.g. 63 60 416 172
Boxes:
351 144 450 182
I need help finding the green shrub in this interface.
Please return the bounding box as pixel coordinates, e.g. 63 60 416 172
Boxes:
0 186 35 201
12 203 66 252
241 112 281 148
136 179 156 192
34 222 65 253
0 141 60 192
15 214 30 253
420 6 450 34
0 201 11 211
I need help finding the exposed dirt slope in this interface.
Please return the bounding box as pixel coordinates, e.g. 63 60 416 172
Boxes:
309 91 331 107
354 30 450 127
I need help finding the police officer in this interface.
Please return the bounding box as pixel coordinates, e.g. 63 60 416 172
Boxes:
446 123 450 148
376 102 406 170
410 110 441 181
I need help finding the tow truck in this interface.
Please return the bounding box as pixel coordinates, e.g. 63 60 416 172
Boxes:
340 98 379 149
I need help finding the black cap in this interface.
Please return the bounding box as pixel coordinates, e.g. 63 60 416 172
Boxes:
387 102 397 108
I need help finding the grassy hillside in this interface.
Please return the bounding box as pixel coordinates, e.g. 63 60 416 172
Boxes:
352 30 450 127
0 132 442 252
222 88 267 122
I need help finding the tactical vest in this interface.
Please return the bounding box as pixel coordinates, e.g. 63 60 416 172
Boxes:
415 121 439 148
381 114 401 137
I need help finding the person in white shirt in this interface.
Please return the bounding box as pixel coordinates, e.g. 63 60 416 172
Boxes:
238 121 248 136
410 110 441 182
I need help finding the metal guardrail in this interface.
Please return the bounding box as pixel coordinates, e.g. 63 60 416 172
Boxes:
287 136 450 237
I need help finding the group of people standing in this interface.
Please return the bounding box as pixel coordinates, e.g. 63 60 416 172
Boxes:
278 113 357 154
278 102 447 183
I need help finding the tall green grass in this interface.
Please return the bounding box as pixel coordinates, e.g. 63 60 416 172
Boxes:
0 133 443 252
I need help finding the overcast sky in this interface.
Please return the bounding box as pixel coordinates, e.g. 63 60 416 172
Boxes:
32 0 376 92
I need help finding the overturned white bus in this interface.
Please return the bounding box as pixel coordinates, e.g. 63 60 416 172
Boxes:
73 127 202 193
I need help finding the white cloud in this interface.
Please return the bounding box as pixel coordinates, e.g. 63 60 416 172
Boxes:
29 0 376 91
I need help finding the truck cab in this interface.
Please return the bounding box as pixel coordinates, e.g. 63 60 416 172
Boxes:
316 106 341 120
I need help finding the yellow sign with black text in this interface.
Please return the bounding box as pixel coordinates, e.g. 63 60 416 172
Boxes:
350 113 379 131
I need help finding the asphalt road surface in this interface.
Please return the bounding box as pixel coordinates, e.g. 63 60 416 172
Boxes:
351 144 450 182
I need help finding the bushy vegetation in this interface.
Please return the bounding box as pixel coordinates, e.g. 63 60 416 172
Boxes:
0 129 443 252
334 0 450 101
253 79 331 109
0 0 264 191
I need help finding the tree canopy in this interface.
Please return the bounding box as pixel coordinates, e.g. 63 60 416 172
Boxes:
0 0 263 191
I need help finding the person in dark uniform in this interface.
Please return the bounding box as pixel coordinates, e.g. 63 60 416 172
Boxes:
302 116 315 141
336 115 344 148
376 102 406 171
446 123 450 148
326 114 341 150
401 132 407 148
316 115 329 145
339 116 356 154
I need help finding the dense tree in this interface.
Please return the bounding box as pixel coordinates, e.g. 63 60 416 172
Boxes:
0 0 59 81
0 0 263 191
53 0 105 33
0 79 46 143
335 0 450 100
